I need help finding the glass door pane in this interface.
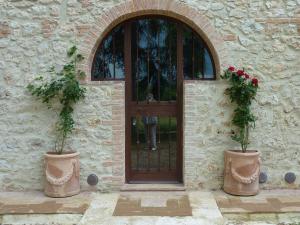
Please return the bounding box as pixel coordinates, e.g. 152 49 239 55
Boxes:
131 19 177 103
131 116 177 172
129 17 180 182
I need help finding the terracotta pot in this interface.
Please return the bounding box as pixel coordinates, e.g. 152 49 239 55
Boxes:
44 152 80 197
223 150 260 196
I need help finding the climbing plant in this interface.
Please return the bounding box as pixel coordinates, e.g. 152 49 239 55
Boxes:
27 46 86 154
221 66 259 152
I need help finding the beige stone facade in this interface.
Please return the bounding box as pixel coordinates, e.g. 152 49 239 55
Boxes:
0 0 299 192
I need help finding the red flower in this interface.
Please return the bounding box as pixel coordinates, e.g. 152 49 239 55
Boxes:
244 73 250 79
252 78 258 86
228 66 235 72
237 70 244 76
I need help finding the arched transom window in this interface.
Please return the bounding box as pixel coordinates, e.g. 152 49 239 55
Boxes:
92 16 216 81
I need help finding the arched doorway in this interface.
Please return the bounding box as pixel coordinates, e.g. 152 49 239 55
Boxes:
91 15 216 183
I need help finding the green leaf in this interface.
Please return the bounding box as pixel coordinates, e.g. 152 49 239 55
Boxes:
222 67 258 151
27 45 86 154
77 70 86 79
67 46 77 57
47 66 55 73
76 54 84 62
27 84 34 91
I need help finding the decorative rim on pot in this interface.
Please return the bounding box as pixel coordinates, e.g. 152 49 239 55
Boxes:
226 150 259 156
45 151 79 159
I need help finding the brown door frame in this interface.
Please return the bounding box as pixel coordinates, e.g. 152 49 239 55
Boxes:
125 18 184 183
125 21 132 183
176 24 184 183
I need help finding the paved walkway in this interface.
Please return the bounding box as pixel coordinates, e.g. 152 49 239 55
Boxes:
1 190 300 224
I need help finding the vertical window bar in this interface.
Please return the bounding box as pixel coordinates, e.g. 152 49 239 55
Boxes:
136 23 139 104
200 40 205 78
157 23 161 102
147 21 150 103
105 40 108 78
113 33 116 79
147 122 150 171
97 49 102 79
192 33 195 79
136 116 140 171
101 46 105 79
168 116 171 171
203 47 206 78
157 23 161 171
158 116 160 172
168 29 172 100
104 40 108 78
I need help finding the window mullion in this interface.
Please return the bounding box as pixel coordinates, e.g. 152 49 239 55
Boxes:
113 33 116 79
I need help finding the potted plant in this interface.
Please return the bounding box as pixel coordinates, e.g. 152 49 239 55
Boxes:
27 46 86 197
221 66 260 196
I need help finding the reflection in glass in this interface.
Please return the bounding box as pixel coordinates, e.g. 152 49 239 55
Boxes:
143 115 158 150
132 19 177 102
92 25 125 80
183 27 193 79
131 116 177 171
183 25 215 79
92 17 215 81
204 49 214 78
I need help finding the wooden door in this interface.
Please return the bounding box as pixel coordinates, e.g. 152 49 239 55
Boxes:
125 17 183 183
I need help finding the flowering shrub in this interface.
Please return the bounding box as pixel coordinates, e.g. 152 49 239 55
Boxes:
221 66 259 152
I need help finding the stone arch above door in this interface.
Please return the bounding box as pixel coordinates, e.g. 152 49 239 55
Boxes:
78 0 226 80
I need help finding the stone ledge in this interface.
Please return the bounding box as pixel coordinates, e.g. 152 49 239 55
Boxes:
1 214 82 225
120 183 186 191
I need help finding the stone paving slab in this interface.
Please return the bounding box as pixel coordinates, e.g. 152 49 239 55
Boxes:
79 191 224 225
1 214 82 225
224 212 300 225
113 192 192 216
0 191 91 214
120 183 186 191
214 190 300 214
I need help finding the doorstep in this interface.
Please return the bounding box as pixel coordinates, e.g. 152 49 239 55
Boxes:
80 191 224 225
120 183 186 191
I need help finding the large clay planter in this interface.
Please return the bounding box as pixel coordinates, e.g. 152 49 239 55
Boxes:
223 150 260 196
44 152 80 197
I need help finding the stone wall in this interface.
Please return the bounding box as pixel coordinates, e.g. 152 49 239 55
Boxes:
0 0 299 191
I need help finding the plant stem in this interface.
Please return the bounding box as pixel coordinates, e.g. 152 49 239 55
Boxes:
241 124 249 153
59 134 66 154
